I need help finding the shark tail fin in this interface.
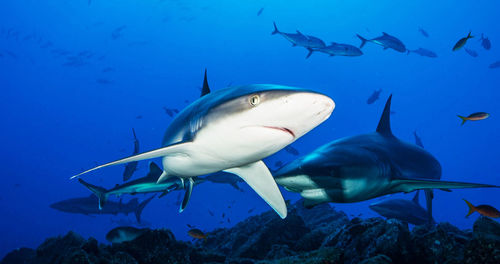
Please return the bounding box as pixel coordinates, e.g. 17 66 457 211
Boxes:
70 141 192 179
78 178 109 209
463 199 476 217
457 115 467 125
306 48 314 59
135 195 156 223
272 22 279 35
356 34 368 49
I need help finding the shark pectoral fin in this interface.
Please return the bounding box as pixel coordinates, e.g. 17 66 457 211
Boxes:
70 141 193 179
225 160 287 219
391 178 499 193
179 178 194 213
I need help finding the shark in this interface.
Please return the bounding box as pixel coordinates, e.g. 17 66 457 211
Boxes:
369 190 433 226
122 128 140 182
274 95 498 208
71 70 335 218
50 195 154 223
78 162 202 209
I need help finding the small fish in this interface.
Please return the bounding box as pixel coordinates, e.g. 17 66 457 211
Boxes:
188 229 207 240
222 213 225 218
413 130 424 148
187 224 195 229
479 34 491 50
457 112 490 125
453 32 473 51
464 199 500 218
111 25 126 40
136 115 142 119
464 48 478 58
257 7 264 16
407 48 437 58
227 218 230 223
102 67 115 73
285 145 299 156
208 210 214 216
489 61 500 69
418 27 429 38
248 208 255 213
367 89 382 104
97 79 113 85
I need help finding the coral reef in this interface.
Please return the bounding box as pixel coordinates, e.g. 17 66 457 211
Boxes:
2 200 500 264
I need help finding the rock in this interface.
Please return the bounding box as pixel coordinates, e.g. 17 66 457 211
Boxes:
359 254 392 264
110 252 138 264
472 216 500 242
462 217 500 264
1 248 35 264
35 231 86 264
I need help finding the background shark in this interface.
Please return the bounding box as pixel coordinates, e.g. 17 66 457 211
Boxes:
369 190 433 226
50 195 154 223
78 162 198 209
274 95 498 208
72 72 335 219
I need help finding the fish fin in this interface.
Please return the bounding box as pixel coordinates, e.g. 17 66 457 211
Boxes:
391 178 499 193
229 182 242 191
376 95 394 137
156 170 172 183
225 160 287 218
412 190 420 204
330 42 337 45
407 50 411 55
296 30 304 36
271 22 279 35
70 141 193 179
382 32 389 36
463 199 476 217
132 128 137 141
467 31 473 39
457 115 467 125
383 46 389 50
201 68 210 97
180 178 194 213
306 48 314 59
147 162 163 180
135 195 156 223
78 178 109 210
424 189 434 224
356 34 368 49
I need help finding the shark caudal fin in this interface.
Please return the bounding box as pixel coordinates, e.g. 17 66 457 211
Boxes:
457 115 467 125
356 34 368 49
463 199 476 217
180 178 194 213
135 195 156 223
272 22 280 35
391 178 499 193
70 141 193 179
225 160 287 218
78 178 109 209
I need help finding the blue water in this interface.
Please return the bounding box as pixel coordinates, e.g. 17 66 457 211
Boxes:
1 0 499 258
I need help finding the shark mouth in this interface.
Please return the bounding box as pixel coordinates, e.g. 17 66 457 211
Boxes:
263 126 295 138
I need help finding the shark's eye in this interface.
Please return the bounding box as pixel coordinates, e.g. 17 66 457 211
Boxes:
249 94 260 106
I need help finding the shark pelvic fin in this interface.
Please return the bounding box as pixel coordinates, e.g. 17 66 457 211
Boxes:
180 178 194 213
376 94 394 137
391 178 499 193
70 141 192 179
225 160 287 219
78 178 109 210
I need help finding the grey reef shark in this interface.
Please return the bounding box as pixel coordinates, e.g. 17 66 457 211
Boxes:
71 69 335 218
274 95 498 210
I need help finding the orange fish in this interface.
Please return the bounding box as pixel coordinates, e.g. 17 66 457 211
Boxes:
463 199 500 218
188 228 208 240
457 112 490 125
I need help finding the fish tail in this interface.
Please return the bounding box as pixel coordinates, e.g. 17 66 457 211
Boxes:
135 194 156 223
457 115 467 125
272 22 279 35
356 34 367 49
78 178 109 209
463 199 476 217
305 48 314 59
467 31 474 39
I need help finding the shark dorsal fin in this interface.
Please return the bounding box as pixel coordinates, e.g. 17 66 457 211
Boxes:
376 94 394 136
201 68 210 97
412 190 420 204
382 32 389 36
296 30 305 36
147 162 163 179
